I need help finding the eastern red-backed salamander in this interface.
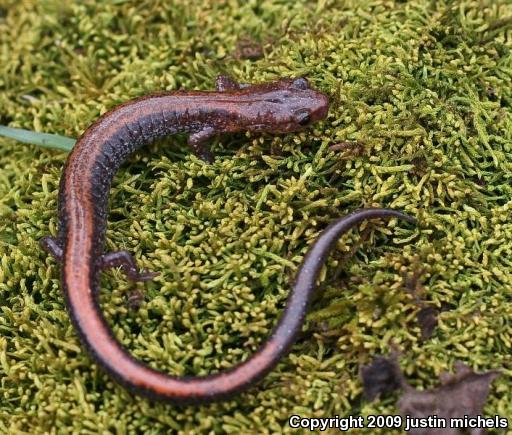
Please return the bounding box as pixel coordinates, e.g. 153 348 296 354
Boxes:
40 76 414 404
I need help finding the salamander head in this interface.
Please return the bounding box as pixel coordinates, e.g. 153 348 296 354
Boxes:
241 77 329 133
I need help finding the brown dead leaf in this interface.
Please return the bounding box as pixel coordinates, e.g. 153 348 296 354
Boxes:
360 353 405 401
398 361 500 435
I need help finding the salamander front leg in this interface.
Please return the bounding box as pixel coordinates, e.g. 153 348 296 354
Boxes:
188 127 216 163
99 251 159 281
215 75 250 91
40 235 64 262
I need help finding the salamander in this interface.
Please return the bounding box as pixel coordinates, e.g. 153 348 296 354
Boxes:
39 75 414 403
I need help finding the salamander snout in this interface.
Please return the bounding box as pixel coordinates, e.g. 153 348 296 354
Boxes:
233 77 329 134
276 77 329 132
304 91 329 124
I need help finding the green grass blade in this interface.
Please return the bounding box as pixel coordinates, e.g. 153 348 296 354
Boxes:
0 125 75 152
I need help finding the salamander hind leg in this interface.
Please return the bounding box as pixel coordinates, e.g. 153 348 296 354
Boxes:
99 251 159 281
40 235 63 262
188 127 216 163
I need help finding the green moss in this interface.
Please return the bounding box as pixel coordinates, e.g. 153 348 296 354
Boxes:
1 0 511 432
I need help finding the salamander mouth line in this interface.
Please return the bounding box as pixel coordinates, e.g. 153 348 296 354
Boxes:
39 76 415 404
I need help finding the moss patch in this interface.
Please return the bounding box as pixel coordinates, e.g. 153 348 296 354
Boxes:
1 0 511 433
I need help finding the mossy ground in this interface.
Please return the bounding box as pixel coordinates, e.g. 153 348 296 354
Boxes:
1 0 511 433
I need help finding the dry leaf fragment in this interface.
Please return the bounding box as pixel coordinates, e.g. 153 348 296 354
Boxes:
360 353 405 401
398 361 500 435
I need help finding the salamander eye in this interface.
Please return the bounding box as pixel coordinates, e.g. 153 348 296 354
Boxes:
291 77 309 90
295 109 311 126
